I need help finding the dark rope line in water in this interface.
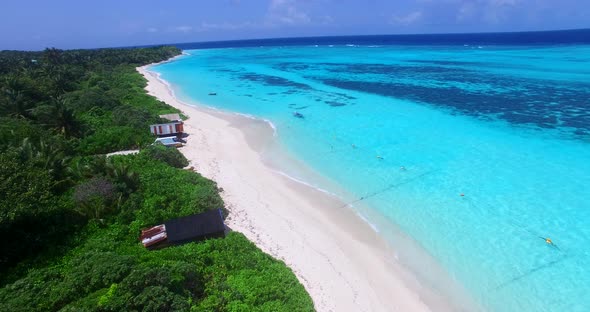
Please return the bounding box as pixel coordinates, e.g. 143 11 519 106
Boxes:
493 255 571 292
327 135 387 158
318 137 572 292
320 140 417 168
319 144 360 157
409 194 572 294
458 196 575 292
463 196 568 255
316 140 395 165
341 169 439 208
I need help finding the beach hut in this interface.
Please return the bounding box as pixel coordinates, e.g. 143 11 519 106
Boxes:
153 136 184 147
140 209 226 250
150 121 184 136
159 113 182 122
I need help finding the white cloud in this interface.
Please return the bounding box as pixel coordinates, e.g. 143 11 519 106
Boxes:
266 0 312 26
162 0 324 35
147 27 158 33
457 3 476 22
484 0 522 24
452 0 523 24
197 21 254 31
489 0 520 6
320 15 335 25
270 0 289 10
172 26 193 33
391 11 423 26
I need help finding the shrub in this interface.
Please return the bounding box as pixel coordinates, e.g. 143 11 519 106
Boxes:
112 105 158 129
141 144 188 168
73 177 118 219
77 126 152 155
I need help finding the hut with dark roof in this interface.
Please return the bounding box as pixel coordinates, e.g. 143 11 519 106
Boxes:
140 209 226 250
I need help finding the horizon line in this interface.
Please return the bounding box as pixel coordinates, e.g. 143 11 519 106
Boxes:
4 27 589 52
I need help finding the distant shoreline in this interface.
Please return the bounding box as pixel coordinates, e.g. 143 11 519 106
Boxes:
137 58 476 311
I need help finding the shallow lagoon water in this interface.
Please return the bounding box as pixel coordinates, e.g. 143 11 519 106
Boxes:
153 42 590 312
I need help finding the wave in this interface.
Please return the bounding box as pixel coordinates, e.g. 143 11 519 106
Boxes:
355 211 381 233
234 112 278 137
269 168 339 197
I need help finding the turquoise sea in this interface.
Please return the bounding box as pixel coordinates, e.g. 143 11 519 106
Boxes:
151 33 590 311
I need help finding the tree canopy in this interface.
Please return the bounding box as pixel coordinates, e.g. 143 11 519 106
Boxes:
0 46 314 311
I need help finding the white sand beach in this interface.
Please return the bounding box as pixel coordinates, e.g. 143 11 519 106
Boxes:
138 63 461 312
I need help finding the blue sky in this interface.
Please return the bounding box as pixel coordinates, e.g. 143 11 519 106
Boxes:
1 0 588 50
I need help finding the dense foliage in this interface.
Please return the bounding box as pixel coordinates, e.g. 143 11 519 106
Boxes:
142 143 189 169
0 47 313 311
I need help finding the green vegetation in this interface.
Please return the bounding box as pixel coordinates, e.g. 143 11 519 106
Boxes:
142 143 189 168
0 47 314 311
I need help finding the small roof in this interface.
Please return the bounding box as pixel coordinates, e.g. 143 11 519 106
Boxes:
164 209 226 244
159 113 182 121
140 209 226 249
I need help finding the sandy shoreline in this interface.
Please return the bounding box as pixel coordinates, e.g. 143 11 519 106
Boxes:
138 61 466 312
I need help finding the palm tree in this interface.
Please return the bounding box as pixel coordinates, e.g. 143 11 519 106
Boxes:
0 77 33 119
105 158 140 194
66 158 94 181
50 97 79 137
73 176 118 220
16 137 72 190
82 156 139 190
42 48 63 66
32 96 80 138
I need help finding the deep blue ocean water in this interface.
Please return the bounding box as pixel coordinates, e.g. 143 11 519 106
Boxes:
152 30 590 312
